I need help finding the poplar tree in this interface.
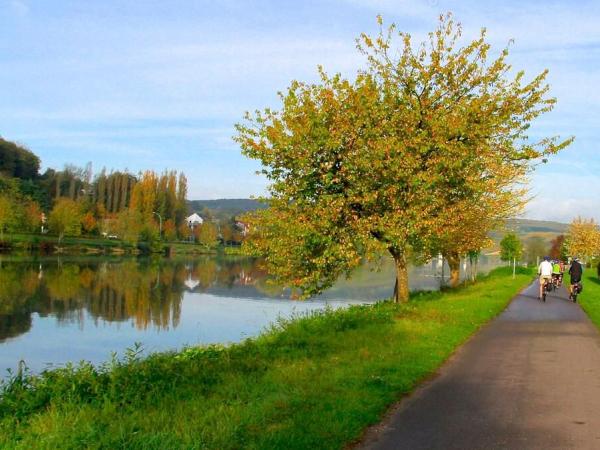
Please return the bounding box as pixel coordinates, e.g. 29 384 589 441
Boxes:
96 168 107 213
113 173 122 213
176 173 188 227
119 173 130 211
107 172 115 213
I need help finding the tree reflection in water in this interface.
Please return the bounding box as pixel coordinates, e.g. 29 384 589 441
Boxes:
0 256 269 342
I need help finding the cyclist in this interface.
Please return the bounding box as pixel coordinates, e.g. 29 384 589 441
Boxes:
551 259 562 286
538 256 553 300
569 257 583 301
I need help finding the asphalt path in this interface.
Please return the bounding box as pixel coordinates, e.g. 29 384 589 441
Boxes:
357 281 600 450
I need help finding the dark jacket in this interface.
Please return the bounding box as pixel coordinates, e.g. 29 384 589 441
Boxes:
569 261 583 279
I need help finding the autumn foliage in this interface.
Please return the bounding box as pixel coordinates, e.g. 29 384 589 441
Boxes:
566 218 600 263
236 14 572 301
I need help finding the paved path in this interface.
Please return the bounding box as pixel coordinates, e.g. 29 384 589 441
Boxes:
358 282 600 450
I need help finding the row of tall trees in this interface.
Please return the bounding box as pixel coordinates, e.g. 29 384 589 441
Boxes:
236 14 572 301
0 137 197 244
46 170 190 245
94 170 137 214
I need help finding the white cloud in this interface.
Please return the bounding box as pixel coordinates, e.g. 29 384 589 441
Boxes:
525 197 600 224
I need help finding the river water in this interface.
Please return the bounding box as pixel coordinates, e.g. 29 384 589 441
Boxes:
0 254 500 376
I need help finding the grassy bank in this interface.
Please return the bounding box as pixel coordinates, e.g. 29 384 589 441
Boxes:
576 268 600 328
3 233 129 253
1 233 217 256
0 267 533 449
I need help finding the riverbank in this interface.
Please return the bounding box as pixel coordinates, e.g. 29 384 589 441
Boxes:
0 232 223 255
0 267 533 449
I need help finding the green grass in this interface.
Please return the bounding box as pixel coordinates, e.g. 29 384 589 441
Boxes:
575 267 600 328
0 267 533 449
6 233 124 246
2 233 219 256
3 233 132 254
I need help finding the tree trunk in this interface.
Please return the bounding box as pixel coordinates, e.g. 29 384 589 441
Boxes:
445 251 461 287
389 247 409 303
469 254 475 282
469 254 479 282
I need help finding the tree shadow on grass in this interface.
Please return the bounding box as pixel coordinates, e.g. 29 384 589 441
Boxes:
587 276 600 286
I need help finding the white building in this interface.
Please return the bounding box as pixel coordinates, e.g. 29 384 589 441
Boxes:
186 213 204 229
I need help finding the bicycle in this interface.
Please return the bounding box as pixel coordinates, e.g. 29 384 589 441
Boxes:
571 282 583 303
551 273 562 289
541 278 551 302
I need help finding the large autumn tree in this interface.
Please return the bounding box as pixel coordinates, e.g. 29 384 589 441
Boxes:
236 14 572 302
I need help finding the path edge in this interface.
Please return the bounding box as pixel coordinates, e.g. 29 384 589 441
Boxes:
347 278 535 449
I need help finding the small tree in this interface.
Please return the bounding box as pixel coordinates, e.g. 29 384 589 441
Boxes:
549 234 566 261
48 198 82 243
115 209 143 245
500 232 523 278
22 201 43 233
178 222 192 241
81 212 98 235
196 222 218 247
221 222 234 245
500 232 523 261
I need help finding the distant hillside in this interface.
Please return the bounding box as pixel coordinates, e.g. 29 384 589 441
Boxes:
506 219 568 235
488 218 567 254
187 198 265 218
187 201 569 241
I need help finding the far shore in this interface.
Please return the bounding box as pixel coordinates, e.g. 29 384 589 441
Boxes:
0 232 244 256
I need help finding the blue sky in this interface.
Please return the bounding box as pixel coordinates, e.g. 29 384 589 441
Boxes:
0 0 598 222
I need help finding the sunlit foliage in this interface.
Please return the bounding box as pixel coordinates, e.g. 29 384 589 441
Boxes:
236 14 572 301
566 217 600 263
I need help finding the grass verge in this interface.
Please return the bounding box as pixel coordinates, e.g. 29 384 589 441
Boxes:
0 266 533 449
575 268 600 328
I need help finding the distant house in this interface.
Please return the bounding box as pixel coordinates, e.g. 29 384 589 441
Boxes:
236 221 250 236
186 213 204 229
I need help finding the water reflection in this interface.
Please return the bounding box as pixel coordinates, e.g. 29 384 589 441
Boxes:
0 257 272 342
0 254 503 375
0 254 502 344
